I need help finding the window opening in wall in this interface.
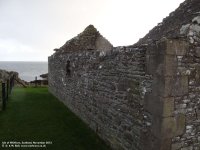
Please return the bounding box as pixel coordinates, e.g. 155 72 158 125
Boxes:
66 60 71 76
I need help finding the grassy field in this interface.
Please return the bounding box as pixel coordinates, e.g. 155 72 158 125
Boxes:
0 87 110 150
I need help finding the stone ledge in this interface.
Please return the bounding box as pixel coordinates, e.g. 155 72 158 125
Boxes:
158 38 189 56
144 94 174 118
152 114 185 139
152 75 188 97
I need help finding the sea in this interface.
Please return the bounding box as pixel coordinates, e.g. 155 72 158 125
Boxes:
0 61 48 82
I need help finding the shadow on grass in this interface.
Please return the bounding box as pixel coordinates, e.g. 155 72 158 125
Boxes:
0 87 110 150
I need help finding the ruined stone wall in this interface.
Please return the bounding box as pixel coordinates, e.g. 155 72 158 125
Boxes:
0 70 16 111
49 38 200 150
49 46 152 150
0 70 10 110
170 43 200 150
144 39 189 150
170 18 200 149
144 38 200 150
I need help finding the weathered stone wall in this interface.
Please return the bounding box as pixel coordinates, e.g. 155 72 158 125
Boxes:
170 16 200 150
143 38 200 150
144 39 189 150
0 70 10 110
49 37 200 150
48 0 200 148
170 44 200 150
0 69 16 111
49 46 153 150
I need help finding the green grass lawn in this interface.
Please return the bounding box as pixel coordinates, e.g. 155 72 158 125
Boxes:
0 87 110 150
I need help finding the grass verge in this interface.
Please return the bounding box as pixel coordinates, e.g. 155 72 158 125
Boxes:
0 87 110 150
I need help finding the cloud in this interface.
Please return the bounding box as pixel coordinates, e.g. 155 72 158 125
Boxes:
0 39 47 61
0 0 185 61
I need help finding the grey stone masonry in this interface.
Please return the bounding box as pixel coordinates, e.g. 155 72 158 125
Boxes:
144 39 189 150
49 45 150 150
49 19 200 149
0 70 17 111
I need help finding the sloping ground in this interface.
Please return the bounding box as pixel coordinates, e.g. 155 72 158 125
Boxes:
0 87 109 150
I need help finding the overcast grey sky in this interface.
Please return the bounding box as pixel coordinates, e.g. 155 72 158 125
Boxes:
0 0 184 61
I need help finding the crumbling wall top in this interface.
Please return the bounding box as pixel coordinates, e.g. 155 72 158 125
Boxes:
55 25 113 53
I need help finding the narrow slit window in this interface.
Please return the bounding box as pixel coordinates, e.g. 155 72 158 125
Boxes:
66 60 71 76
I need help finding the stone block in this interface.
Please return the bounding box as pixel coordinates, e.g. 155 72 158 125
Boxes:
157 39 167 55
146 44 159 55
162 114 185 138
146 54 164 75
158 39 188 56
165 76 188 97
166 39 188 56
146 47 178 76
181 146 193 150
161 117 176 138
152 115 162 138
144 94 163 116
152 75 188 97
144 94 174 117
164 55 178 76
151 75 165 96
162 97 175 117
146 54 156 75
160 139 171 150
142 132 160 150
152 114 185 139
174 114 185 136
96 35 113 52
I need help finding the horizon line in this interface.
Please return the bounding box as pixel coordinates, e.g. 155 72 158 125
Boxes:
0 60 48 62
